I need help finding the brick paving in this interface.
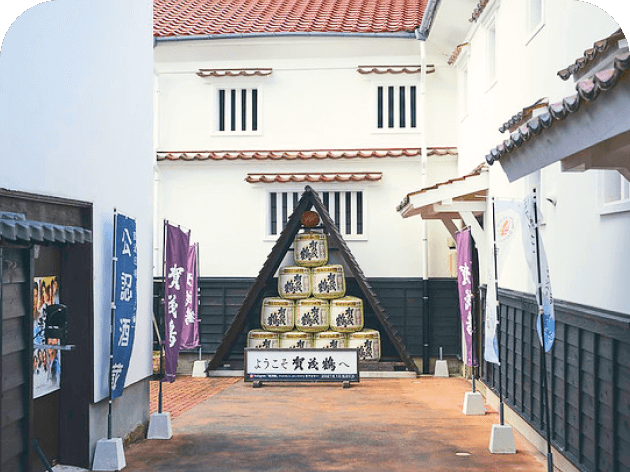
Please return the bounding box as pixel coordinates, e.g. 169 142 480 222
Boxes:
150 375 240 419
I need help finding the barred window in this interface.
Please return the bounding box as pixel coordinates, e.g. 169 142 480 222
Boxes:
217 87 258 132
268 190 364 238
377 85 417 130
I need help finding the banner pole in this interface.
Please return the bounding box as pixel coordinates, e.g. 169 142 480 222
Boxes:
107 209 118 440
491 198 505 425
532 189 553 472
196 242 202 361
159 219 167 414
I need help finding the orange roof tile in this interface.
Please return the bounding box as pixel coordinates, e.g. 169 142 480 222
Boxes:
245 172 383 183
156 147 457 161
154 0 428 37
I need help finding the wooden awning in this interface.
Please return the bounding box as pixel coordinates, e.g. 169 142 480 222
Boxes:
397 165 488 260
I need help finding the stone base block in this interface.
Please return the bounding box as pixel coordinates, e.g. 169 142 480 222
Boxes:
489 424 517 453
462 391 485 415
434 360 449 377
192 360 208 377
92 438 126 471
147 412 173 440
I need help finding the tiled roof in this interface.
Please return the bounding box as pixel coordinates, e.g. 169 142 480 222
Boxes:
470 0 490 23
396 163 486 211
486 52 630 166
196 68 273 77
245 172 383 183
498 97 549 133
357 65 435 74
153 0 427 37
157 147 457 161
557 29 625 81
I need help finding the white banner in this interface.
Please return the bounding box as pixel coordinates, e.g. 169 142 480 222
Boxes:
485 199 523 364
521 194 555 352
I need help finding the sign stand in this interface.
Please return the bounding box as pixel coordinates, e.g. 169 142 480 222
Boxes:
148 220 173 440
93 209 127 471
245 348 359 387
434 346 449 377
488 197 516 453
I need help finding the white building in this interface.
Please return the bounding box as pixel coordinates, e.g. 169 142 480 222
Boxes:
153 0 463 368
0 1 154 469
399 1 629 471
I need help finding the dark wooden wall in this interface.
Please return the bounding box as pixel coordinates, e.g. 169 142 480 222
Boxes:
154 277 460 364
1 247 33 472
481 287 630 472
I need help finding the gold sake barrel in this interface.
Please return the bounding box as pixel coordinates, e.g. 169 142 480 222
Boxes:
278 266 312 299
311 265 346 299
247 330 279 349
295 298 329 332
279 331 313 349
329 296 364 332
260 297 294 332
347 329 381 361
313 331 346 349
294 232 328 267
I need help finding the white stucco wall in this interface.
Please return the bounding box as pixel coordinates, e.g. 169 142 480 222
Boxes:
155 35 458 279
0 0 154 402
455 0 628 314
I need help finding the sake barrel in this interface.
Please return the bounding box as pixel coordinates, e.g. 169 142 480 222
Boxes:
295 298 329 332
312 265 346 299
278 266 312 299
279 331 313 349
347 329 381 361
313 331 346 349
329 296 364 332
294 232 328 267
261 297 294 332
247 330 279 349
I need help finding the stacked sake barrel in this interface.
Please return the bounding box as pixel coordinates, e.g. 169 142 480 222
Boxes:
247 229 381 361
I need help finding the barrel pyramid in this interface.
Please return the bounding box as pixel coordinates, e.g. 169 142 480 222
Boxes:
248 229 381 361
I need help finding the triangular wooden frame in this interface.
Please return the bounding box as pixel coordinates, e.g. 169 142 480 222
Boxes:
206 186 420 374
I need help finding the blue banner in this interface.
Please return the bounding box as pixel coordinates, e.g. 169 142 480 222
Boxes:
111 212 137 399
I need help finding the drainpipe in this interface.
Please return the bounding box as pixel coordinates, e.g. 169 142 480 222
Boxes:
417 31 430 375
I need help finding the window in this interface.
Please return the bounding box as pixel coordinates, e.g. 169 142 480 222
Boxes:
600 170 630 214
217 87 258 133
486 20 497 87
268 190 365 239
526 0 544 41
376 85 417 130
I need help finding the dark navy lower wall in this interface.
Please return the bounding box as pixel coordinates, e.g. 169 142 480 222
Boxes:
153 277 460 363
481 287 630 472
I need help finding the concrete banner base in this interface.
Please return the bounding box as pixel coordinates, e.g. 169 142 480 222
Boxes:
433 360 449 377
489 424 517 454
462 391 485 415
192 360 208 377
147 412 173 440
92 438 126 471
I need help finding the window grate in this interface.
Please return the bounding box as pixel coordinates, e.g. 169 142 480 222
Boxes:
218 87 258 133
377 85 417 130
268 190 365 238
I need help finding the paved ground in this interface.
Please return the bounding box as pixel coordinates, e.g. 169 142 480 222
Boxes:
126 375 549 472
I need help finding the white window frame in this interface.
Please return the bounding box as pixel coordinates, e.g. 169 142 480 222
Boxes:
211 82 263 136
525 0 545 45
599 170 630 215
485 18 498 90
371 81 420 134
264 187 368 241
457 56 470 121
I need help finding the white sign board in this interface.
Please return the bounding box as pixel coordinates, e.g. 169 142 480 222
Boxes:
244 348 359 383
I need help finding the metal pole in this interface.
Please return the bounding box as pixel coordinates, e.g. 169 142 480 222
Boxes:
491 198 505 425
532 189 553 472
196 242 202 361
159 219 167 414
108 209 118 440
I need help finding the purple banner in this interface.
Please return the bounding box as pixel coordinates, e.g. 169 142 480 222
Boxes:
180 243 200 350
456 228 477 367
164 223 190 382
